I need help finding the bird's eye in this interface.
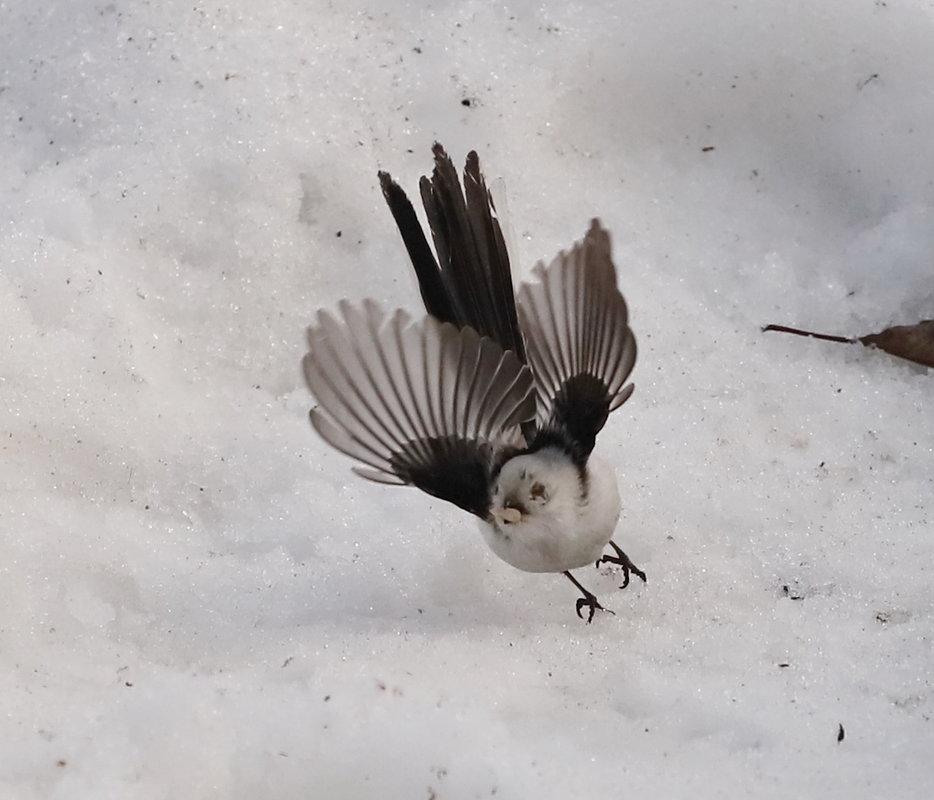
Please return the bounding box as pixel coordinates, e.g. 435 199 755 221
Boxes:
530 481 547 500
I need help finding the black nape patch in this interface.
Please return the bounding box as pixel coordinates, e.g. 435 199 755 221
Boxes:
529 427 588 473
526 428 589 497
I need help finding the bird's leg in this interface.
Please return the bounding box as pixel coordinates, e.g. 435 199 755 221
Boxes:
563 571 614 623
595 540 647 588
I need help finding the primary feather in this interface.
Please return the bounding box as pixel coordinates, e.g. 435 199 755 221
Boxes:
519 219 636 462
303 300 534 517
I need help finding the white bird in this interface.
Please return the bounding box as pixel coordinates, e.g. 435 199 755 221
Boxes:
302 145 644 622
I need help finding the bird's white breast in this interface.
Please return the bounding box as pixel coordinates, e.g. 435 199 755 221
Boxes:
480 453 621 573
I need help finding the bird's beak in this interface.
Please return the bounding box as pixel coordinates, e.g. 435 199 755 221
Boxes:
491 506 523 524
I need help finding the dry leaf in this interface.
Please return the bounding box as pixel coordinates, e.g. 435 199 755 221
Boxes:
858 320 934 368
762 320 934 368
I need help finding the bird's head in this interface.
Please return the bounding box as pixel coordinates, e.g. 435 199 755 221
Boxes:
489 451 580 529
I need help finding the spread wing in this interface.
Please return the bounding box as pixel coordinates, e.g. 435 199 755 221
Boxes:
517 220 636 463
303 300 535 518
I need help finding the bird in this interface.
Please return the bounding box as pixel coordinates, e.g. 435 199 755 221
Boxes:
302 144 645 622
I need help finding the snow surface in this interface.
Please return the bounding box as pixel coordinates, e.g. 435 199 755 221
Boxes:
2 0 932 797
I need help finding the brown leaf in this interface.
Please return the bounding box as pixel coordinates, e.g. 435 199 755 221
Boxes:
859 320 934 368
762 320 934 368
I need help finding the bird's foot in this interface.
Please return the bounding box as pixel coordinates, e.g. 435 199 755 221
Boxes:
595 540 647 589
564 570 614 623
575 592 614 624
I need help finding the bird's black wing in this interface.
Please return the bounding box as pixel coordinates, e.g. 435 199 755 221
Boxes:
378 144 526 362
518 220 636 465
303 301 534 518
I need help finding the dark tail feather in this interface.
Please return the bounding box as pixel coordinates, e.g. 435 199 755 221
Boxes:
378 144 526 363
461 151 525 362
378 170 456 323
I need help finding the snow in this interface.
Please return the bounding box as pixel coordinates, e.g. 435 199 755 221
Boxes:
2 0 932 797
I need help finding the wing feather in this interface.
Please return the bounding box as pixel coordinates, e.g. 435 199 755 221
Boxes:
517 219 636 461
303 302 535 517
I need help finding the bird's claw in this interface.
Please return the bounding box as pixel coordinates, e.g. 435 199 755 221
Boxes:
575 593 615 624
564 570 614 623
596 541 647 589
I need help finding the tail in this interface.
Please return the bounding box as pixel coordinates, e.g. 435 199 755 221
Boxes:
377 144 526 362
